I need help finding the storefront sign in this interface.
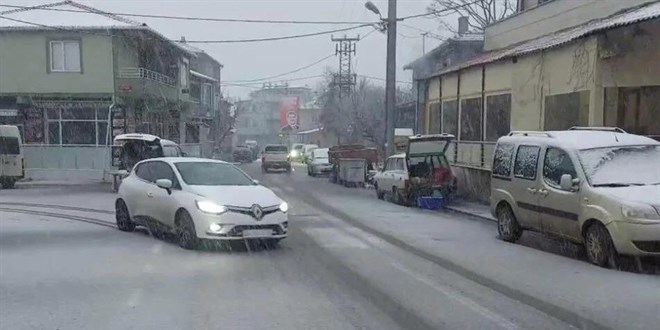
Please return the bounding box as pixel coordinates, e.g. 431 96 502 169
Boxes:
0 109 19 116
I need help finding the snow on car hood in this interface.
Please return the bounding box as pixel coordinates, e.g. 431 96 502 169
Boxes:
188 185 282 208
595 185 660 207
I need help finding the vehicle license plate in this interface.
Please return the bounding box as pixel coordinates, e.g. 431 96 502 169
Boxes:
242 229 273 238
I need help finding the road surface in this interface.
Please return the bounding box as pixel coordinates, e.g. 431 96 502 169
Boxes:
1 162 658 329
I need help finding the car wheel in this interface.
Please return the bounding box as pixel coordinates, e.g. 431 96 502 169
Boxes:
391 187 402 205
115 199 136 232
496 203 522 242
585 223 618 268
176 210 199 250
375 184 384 200
1 178 15 189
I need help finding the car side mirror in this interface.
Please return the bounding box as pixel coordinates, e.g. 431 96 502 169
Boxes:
560 174 579 191
181 152 188 157
253 179 260 185
156 179 173 194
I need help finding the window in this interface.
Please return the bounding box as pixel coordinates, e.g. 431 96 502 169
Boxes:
514 145 540 180
151 161 180 188
174 162 254 186
395 158 406 171
50 40 81 72
492 143 515 177
201 83 213 106
543 91 589 130
543 147 577 187
180 60 189 88
45 105 109 145
163 145 180 157
486 94 511 141
0 136 20 155
460 98 482 141
135 162 155 182
429 103 441 134
442 100 458 136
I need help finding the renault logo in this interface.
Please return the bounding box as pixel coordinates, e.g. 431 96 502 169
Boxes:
251 204 263 220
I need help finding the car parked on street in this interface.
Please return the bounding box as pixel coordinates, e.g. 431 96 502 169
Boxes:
232 145 253 163
0 125 24 189
262 144 291 173
115 158 289 249
307 147 331 176
491 127 660 268
301 144 318 163
289 143 305 162
374 134 456 205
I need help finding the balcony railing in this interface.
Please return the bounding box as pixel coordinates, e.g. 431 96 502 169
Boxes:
117 67 176 87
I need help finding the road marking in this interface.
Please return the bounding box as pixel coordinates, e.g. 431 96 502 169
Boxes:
301 227 369 249
390 261 520 330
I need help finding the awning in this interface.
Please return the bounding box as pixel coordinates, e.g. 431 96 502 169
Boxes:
190 70 219 82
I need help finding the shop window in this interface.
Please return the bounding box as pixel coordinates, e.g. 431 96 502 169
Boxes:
543 91 589 130
486 94 511 141
460 97 482 141
441 100 458 136
45 105 109 145
429 103 441 134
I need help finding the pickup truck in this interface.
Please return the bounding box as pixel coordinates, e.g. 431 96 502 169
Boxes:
261 144 291 173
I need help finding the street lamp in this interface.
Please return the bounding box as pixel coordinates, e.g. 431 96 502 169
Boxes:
365 0 397 156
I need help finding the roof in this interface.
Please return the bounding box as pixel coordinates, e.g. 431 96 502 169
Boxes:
500 130 659 150
389 153 406 158
177 41 223 68
141 157 229 164
427 1 660 78
190 70 219 82
114 133 160 142
403 34 484 70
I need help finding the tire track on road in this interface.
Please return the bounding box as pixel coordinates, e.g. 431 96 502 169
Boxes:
0 202 113 215
0 207 116 229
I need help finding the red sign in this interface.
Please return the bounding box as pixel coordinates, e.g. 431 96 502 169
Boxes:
119 83 132 93
279 96 299 129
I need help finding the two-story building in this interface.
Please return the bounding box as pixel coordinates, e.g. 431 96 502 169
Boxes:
410 0 660 201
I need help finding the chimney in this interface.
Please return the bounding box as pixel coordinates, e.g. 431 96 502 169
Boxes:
458 16 469 35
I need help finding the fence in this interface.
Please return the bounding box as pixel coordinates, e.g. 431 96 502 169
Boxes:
22 144 112 181
446 141 496 170
117 67 176 87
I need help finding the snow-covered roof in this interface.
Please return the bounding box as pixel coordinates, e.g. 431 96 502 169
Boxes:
426 1 660 78
190 70 218 82
403 34 484 70
114 133 160 142
500 130 659 150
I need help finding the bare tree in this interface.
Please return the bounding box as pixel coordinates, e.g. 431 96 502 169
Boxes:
428 0 517 33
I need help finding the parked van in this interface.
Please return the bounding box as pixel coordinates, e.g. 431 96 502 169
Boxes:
490 127 660 268
0 125 24 188
112 134 184 171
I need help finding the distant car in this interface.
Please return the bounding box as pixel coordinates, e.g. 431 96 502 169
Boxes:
290 144 305 162
307 148 331 176
301 144 319 163
262 144 291 173
491 127 660 267
245 140 259 160
233 145 253 163
115 158 289 249
113 133 184 171
0 125 24 189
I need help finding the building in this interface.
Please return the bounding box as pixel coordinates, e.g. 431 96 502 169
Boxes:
235 84 313 147
410 0 660 201
0 3 223 180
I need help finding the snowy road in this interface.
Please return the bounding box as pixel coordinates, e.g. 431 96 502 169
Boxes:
0 163 657 329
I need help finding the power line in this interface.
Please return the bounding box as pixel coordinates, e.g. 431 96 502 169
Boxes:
0 4 377 25
358 74 412 85
399 0 482 21
400 23 445 40
225 54 334 83
0 14 373 44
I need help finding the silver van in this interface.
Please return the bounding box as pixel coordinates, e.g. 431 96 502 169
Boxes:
490 127 660 268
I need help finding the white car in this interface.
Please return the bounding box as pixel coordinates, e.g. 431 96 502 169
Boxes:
307 148 331 176
301 144 319 163
115 158 289 249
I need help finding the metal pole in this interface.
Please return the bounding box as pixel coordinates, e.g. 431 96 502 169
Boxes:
422 32 428 54
385 0 397 156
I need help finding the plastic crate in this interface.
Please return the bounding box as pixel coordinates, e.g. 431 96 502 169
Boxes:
417 196 444 210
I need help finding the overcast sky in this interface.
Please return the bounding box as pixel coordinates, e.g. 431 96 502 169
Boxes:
1 0 455 99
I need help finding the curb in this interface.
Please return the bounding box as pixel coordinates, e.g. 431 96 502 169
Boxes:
445 205 496 222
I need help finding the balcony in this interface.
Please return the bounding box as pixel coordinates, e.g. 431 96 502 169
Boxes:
115 67 179 102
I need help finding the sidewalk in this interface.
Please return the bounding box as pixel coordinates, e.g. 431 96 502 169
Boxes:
445 200 495 222
288 180 660 330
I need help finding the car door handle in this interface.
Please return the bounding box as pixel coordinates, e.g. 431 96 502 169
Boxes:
147 192 154 198
538 189 549 196
527 187 537 194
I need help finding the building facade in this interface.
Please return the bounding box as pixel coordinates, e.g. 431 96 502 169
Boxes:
411 0 660 201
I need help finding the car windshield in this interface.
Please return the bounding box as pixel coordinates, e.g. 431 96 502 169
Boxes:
293 145 304 150
174 162 254 186
315 149 329 158
265 145 288 153
578 145 660 186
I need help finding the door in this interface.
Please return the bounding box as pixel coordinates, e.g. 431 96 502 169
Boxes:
538 147 582 241
377 158 394 192
147 161 181 229
0 135 22 178
129 162 157 219
392 158 408 190
510 145 542 230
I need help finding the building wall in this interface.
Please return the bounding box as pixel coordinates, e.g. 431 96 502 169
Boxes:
485 0 651 50
0 31 114 94
601 20 660 88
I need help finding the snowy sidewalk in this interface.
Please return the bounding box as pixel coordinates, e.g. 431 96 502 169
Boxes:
445 200 496 222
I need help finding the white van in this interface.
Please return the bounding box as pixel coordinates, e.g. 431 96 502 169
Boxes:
0 125 24 189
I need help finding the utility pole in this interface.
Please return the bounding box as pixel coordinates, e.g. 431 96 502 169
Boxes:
385 0 397 156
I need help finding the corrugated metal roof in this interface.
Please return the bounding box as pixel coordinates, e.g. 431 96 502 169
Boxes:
426 0 660 78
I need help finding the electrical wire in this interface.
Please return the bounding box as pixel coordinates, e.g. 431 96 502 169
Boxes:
399 0 482 21
0 14 373 44
225 54 335 83
358 75 413 85
0 4 377 25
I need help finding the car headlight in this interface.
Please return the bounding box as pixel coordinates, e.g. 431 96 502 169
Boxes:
196 200 227 214
291 150 298 157
621 203 660 220
209 223 222 233
279 201 289 213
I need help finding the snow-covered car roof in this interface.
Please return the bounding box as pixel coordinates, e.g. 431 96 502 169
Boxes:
114 133 160 142
388 153 407 159
140 157 230 165
499 130 659 150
